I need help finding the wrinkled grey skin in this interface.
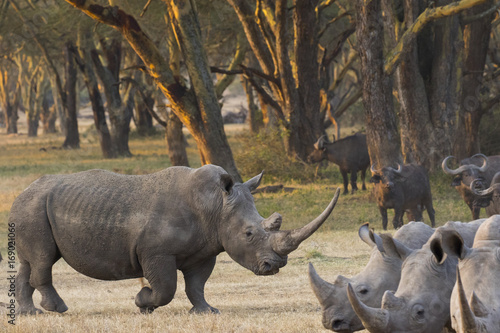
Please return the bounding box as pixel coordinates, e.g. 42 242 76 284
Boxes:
445 215 500 333
309 221 434 332
11 165 340 315
307 133 370 194
347 219 486 333
442 154 500 219
370 164 435 230
471 172 500 217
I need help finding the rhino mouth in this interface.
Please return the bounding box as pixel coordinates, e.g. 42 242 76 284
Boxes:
324 318 353 332
255 258 287 275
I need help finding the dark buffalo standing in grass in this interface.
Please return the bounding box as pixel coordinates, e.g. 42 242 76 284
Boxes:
307 133 370 194
10 165 340 315
471 171 500 216
370 164 435 230
442 154 500 219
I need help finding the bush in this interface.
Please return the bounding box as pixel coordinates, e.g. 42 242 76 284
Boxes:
232 129 340 183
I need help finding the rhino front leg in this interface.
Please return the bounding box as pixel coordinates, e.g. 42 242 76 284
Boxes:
135 255 177 314
182 256 219 314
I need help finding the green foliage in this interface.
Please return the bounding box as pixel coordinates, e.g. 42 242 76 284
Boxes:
232 129 339 183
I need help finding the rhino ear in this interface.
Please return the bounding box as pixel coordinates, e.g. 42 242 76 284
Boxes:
379 234 413 260
220 174 234 194
430 237 448 265
439 230 468 260
358 223 378 249
244 171 263 192
470 291 489 318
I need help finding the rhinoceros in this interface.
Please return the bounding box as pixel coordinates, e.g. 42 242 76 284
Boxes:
443 215 500 333
309 221 434 332
11 165 340 315
347 219 485 333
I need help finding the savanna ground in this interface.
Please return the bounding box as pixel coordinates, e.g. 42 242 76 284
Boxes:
0 119 475 332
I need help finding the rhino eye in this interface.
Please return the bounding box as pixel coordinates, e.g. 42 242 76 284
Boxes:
359 288 368 295
412 304 426 322
246 231 253 237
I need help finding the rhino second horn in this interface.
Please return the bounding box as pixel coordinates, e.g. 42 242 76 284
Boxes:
308 263 336 307
271 188 341 256
347 283 389 333
457 268 479 332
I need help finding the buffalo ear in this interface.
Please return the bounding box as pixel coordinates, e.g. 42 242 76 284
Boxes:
220 174 234 194
370 175 381 184
244 171 263 192
451 176 462 187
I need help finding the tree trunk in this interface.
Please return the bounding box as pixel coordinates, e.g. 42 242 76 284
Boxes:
242 76 262 133
75 28 116 158
62 41 80 149
166 110 189 166
459 0 494 157
66 0 242 181
91 38 134 157
134 70 154 136
356 0 401 167
40 87 57 134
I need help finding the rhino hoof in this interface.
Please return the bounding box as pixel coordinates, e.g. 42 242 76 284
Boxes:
189 306 220 314
41 299 68 313
139 306 156 314
18 307 43 315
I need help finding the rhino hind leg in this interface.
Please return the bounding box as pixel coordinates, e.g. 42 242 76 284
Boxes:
135 255 177 314
183 257 219 314
16 262 43 315
28 252 68 313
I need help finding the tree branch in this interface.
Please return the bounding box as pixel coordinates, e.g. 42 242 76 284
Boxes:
385 0 490 75
462 1 500 24
333 87 362 119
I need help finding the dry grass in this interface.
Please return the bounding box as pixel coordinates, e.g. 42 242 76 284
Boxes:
0 126 475 332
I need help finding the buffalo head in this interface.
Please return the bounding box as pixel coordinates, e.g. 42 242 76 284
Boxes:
307 136 329 163
442 154 488 189
370 164 402 189
218 170 340 275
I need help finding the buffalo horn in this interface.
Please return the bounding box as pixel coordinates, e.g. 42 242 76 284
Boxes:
370 164 381 174
271 188 340 256
347 283 389 333
470 180 496 196
457 268 479 332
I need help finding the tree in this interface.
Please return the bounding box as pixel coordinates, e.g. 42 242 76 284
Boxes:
64 0 242 181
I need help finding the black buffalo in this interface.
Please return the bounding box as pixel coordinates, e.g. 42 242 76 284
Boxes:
307 133 370 194
442 154 500 219
370 164 435 230
471 171 500 216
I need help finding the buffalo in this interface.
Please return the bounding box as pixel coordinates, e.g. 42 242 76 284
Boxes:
370 164 435 230
307 133 370 194
442 154 500 219
471 171 500 216
10 165 340 315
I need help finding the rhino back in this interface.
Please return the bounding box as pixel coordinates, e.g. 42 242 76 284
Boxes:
393 221 434 249
13 167 215 279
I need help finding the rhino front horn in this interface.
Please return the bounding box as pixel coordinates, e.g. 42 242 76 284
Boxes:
308 263 336 307
457 268 479 332
347 283 389 333
271 188 341 256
